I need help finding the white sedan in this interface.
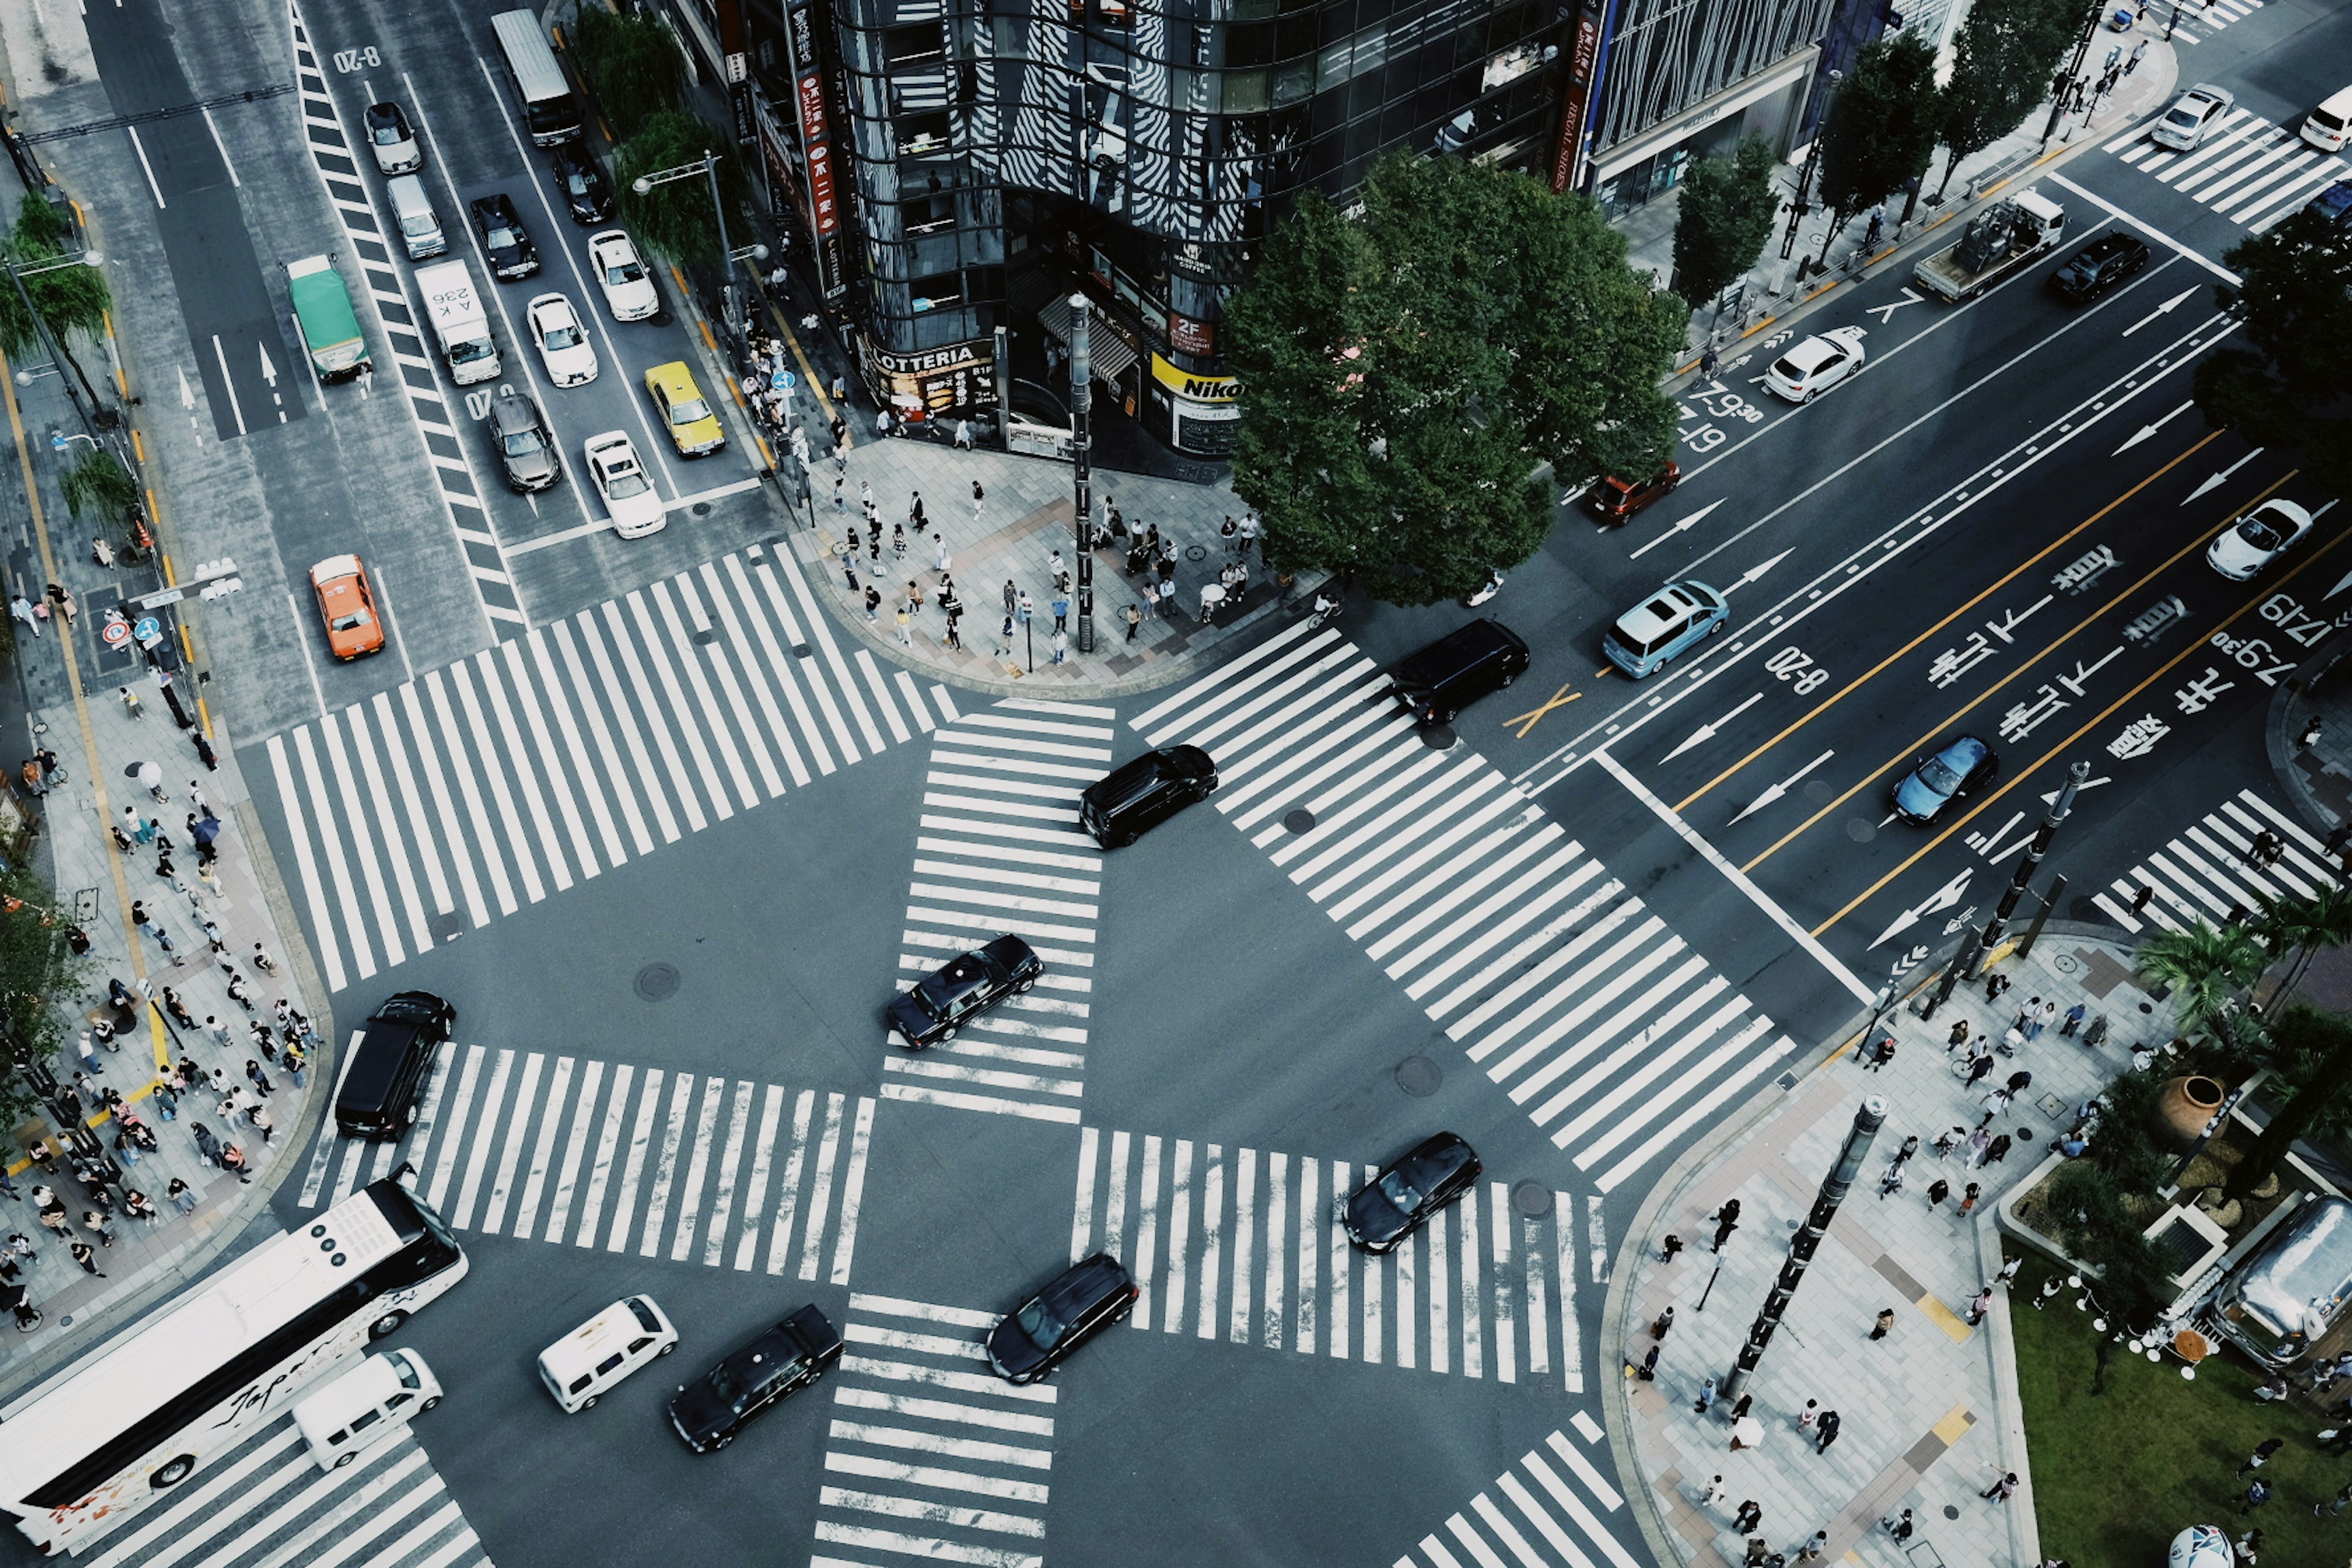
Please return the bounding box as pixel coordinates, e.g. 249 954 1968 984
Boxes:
588 230 660 322
526 293 597 386
584 431 666 538
1763 326 1867 403
2207 499 2314 581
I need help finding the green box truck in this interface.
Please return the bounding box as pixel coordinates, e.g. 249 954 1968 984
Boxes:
287 254 371 382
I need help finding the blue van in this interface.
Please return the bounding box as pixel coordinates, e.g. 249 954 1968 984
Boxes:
1602 580 1728 679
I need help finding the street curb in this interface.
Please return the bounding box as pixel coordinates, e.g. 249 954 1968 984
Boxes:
2264 622 2352 838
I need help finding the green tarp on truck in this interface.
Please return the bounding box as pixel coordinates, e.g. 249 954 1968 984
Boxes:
287 254 370 382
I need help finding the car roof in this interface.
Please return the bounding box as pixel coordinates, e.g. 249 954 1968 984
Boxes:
2076 234 2141 260
590 228 632 251
1394 1130 1474 1172
1615 586 1699 643
472 194 519 219
1042 1254 1132 1312
491 390 537 421
2249 499 2313 526
1935 736 1990 763
584 429 635 459
310 553 364 585
1782 336 1842 369
645 361 699 395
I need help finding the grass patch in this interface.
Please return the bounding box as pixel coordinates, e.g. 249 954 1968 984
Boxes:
2011 1255 2350 1566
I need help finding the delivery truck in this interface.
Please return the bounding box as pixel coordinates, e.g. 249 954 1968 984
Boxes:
413 258 500 384
286 255 371 382
1912 189 2065 303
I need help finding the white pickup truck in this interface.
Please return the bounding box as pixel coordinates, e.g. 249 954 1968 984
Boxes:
1912 189 2066 303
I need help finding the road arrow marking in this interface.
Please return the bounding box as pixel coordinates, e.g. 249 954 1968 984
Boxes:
2329 569 2352 602
1629 499 1726 558
2123 287 2200 337
1870 868 1972 951
2185 447 2265 504
1665 692 1763 760
2114 399 2195 454
1724 549 1791 594
177 366 195 409
258 344 278 387
1730 748 1834 823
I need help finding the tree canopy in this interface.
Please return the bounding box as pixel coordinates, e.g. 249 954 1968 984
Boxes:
1672 134 1781 312
1815 34 1942 257
1936 0 2087 197
0 868 90 1129
0 195 111 362
611 111 756 268
1224 152 1686 605
571 7 686 144
2193 208 2352 500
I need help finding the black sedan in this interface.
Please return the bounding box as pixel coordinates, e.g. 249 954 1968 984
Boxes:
886 935 1042 1048
1342 1132 1482 1253
666 1303 842 1453
488 390 559 492
2048 233 2150 303
1892 734 1999 825
984 1254 1136 1384
550 141 614 224
1079 744 1218 847
469 194 540 281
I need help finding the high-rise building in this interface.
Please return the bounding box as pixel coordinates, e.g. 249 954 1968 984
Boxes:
662 0 1841 456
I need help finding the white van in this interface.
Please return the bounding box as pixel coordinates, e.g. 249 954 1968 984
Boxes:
385 175 445 261
413 259 500 384
537 1295 679 1412
2305 86 2352 153
292 1348 442 1470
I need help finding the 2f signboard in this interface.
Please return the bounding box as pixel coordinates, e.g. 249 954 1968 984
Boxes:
787 0 848 300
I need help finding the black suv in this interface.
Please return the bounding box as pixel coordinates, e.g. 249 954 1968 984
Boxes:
1390 619 1530 726
984 1254 1137 1384
2048 233 2150 303
1079 745 1218 847
1343 1131 1482 1253
334 992 455 1139
488 390 559 492
666 1303 842 1453
469 194 540 280
886 935 1042 1048
549 142 613 224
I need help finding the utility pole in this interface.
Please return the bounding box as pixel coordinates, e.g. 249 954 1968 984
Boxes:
1919 760 2089 1020
1068 294 1095 654
1719 1096 1886 1404
2042 6 2101 148
1780 70 1842 263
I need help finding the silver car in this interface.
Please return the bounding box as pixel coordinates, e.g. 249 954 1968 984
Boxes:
2151 84 2234 151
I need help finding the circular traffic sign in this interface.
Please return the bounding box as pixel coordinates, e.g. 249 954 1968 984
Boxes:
771 371 796 391
102 621 130 647
133 616 161 643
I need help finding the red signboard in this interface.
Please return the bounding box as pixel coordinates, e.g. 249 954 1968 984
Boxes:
1550 14 1600 195
1167 311 1215 356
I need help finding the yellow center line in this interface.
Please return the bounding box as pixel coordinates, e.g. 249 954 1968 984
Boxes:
1812 519 2351 937
1675 428 2230 814
1744 470 2296 875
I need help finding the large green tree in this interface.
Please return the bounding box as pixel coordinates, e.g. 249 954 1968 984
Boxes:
2193 209 2352 500
1224 152 1686 605
0 867 91 1128
2134 918 2267 1033
571 7 686 145
1671 135 1780 320
1935 0 2092 198
2225 1003 2352 1200
1814 34 1942 261
0 195 112 414
612 110 756 270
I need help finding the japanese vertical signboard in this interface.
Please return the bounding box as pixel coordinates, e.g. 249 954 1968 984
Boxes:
1550 5 1602 195
786 0 848 300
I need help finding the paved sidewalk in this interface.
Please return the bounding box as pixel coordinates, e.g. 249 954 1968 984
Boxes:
1608 929 2182 1568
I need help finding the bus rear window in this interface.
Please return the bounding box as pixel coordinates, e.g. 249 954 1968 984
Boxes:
527 95 579 137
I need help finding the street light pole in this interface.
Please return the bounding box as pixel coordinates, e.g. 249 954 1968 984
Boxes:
632 153 746 343
1069 294 1095 654
1780 69 1842 264
6 251 109 439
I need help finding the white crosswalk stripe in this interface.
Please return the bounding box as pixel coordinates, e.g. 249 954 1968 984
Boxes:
1072 1126 1590 1390
814 1294 1058 1568
82 1422 487 1568
295 1046 874 1282
265 543 946 991
1390 1424 1640 1568
881 700 1112 1123
2140 0 2263 46
2105 98 2341 233
2095 787 2337 933
1134 621 1798 1193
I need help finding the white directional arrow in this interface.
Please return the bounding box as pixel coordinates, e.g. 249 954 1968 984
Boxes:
257 345 279 388
2328 569 2352 602
2185 447 2266 504
2123 287 2201 337
1722 549 1792 594
1665 692 1764 760
2114 399 2195 454
1870 867 1973 951
177 366 195 410
1730 748 1834 823
1629 498 1727 559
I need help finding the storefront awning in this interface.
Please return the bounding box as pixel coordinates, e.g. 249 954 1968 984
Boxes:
1011 270 1141 384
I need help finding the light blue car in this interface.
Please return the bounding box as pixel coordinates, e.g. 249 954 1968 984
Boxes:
1602 580 1728 679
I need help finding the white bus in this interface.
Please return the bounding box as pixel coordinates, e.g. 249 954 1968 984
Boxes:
491 10 582 146
0 1180 466 1556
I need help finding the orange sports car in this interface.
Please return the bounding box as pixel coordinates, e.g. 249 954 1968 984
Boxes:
310 554 385 660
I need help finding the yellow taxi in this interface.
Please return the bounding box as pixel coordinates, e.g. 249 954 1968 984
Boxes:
643 361 725 457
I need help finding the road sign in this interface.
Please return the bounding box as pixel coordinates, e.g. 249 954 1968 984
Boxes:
101 620 130 647
133 616 160 643
772 371 796 391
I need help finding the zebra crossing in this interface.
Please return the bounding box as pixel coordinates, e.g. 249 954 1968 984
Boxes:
814 1294 1058 1568
85 1422 486 1568
2094 787 2337 933
2161 0 2263 44
2107 104 2342 233
297 1044 875 1281
264 541 949 993
1132 619 1800 1195
880 701 1109 1123
1073 1126 1591 1390
1392 1419 1642 1568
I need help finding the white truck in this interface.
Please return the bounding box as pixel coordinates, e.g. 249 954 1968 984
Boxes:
1911 189 2065 303
413 258 501 383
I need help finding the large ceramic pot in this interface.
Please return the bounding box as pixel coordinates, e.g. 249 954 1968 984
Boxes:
2154 1074 2227 1150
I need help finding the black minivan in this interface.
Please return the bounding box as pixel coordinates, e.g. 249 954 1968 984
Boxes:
1078 745 1218 847
335 992 456 1139
1390 619 1531 725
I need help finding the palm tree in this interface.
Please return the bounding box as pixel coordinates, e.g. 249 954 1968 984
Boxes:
2257 885 2352 1010
2134 918 2267 1033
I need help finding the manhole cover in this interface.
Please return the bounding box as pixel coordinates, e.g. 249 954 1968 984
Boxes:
793 643 813 658
693 628 717 646
1184 543 1208 562
1942 1505 1960 1521
1512 1180 1553 1216
1418 724 1457 751
1395 1055 1442 1096
2138 1001 2153 1013
1804 778 1836 804
1846 819 1875 843
429 910 464 943
693 503 713 517
1283 809 1316 834
2016 1126 2034 1141
634 963 681 1001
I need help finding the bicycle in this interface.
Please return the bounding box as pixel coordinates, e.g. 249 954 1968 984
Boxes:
1305 593 1341 631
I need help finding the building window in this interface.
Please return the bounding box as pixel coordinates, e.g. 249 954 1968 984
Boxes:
884 23 946 70
906 192 957 236
911 272 965 312
897 109 952 157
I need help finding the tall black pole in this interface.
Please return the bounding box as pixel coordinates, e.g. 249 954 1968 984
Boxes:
1781 68 1842 263
1719 1096 1886 1404
1970 759 2089 978
1069 294 1095 654
2041 6 2101 148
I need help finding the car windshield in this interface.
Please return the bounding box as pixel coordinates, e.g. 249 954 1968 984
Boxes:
1918 755 1964 793
1013 1298 1069 1352
372 123 403 145
605 469 649 499
566 172 592 194
908 974 959 1018
502 425 548 456
669 397 712 424
2164 107 2199 128
703 1362 743 1408
1376 1168 1424 1216
486 225 521 248
331 608 373 632
542 321 581 349
2241 516 2290 549
606 257 643 284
